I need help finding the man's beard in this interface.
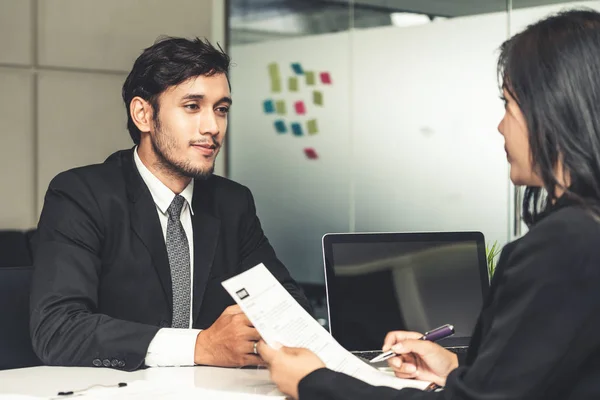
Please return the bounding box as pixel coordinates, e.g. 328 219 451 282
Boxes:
151 118 219 181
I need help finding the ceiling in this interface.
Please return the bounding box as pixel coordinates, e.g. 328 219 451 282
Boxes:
229 0 584 44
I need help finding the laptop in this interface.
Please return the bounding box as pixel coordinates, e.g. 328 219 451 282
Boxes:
322 231 490 362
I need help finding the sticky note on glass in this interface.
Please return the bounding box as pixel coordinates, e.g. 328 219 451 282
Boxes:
313 90 323 106
271 78 281 93
274 120 287 134
275 100 286 115
291 63 304 74
294 101 306 115
289 77 299 92
291 122 303 136
268 63 280 79
307 119 318 134
268 63 281 93
305 71 315 86
304 148 318 160
320 72 332 84
263 100 275 113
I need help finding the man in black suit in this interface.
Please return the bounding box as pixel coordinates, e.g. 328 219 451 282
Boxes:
29 37 310 371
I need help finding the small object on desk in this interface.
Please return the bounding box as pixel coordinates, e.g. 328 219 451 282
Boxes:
57 382 128 396
370 324 455 363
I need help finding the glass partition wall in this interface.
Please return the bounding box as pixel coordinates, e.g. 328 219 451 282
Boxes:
226 0 594 323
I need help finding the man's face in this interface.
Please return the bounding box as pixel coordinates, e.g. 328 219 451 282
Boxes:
149 73 231 180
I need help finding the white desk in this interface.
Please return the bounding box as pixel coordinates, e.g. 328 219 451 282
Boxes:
0 366 284 398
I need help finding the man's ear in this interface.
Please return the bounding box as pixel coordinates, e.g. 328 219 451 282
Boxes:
130 96 154 133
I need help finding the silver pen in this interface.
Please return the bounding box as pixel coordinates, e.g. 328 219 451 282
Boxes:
370 324 455 363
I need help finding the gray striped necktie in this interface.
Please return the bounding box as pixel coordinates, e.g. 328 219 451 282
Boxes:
166 195 191 328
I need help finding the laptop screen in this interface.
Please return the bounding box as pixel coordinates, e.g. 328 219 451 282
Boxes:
323 232 489 351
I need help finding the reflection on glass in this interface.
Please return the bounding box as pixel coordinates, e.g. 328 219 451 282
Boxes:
328 241 483 352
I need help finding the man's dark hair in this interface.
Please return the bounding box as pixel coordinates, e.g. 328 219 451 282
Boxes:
122 36 231 145
498 8 600 225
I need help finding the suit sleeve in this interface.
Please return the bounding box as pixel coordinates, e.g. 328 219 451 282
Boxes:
30 171 159 371
299 369 441 400
298 213 600 399
237 186 312 314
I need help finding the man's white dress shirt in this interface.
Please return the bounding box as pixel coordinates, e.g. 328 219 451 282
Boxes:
134 148 201 367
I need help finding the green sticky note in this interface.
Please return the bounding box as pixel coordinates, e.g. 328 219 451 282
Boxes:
305 71 315 86
313 90 323 106
269 62 281 92
275 100 286 115
289 77 298 92
268 63 280 79
271 78 281 93
307 119 318 135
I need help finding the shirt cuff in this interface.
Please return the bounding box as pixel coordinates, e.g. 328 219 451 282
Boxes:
145 328 202 367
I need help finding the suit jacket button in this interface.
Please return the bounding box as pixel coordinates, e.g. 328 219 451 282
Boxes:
118 361 126 368
111 359 119 367
92 359 102 367
102 359 111 367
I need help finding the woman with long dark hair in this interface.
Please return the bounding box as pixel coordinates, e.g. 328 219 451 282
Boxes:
257 8 600 400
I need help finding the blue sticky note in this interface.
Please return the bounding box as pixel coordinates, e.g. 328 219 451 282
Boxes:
291 63 304 75
264 100 275 113
291 122 303 136
274 120 287 134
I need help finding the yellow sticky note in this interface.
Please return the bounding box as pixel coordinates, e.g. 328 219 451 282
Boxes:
269 63 281 93
307 119 318 135
271 78 281 93
305 71 315 86
268 63 280 79
289 77 299 92
275 100 286 115
313 90 323 106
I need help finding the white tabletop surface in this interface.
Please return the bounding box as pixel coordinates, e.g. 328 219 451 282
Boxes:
0 365 284 398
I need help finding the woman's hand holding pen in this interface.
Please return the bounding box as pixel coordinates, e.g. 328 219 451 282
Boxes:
382 331 458 387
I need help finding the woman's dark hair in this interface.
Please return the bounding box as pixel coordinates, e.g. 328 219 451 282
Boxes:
122 36 230 145
498 8 600 225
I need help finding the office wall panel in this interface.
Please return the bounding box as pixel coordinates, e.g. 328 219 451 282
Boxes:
0 70 35 228
0 0 33 65
37 71 131 211
38 0 214 71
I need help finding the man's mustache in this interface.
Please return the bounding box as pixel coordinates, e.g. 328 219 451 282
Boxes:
190 138 220 149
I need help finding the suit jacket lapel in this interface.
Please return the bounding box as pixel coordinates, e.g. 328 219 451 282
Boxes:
191 180 221 321
121 149 173 310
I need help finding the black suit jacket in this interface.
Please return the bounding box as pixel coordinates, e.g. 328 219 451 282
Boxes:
30 148 310 371
299 197 600 399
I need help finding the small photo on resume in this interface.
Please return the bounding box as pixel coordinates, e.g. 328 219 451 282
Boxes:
236 288 250 300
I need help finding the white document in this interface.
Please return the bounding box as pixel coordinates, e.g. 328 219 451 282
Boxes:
222 264 433 391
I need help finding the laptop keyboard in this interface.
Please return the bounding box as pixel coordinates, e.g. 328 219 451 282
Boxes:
446 346 469 354
351 350 383 361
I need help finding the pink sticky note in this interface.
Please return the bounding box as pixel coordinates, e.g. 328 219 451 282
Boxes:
304 148 319 160
294 101 306 115
320 72 332 84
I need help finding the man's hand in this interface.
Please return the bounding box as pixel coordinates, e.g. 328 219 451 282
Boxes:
257 340 325 400
382 330 458 387
194 305 263 367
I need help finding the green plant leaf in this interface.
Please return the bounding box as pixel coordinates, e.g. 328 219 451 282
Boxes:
485 241 501 279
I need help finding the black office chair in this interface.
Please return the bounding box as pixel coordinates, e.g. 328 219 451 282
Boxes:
0 231 33 268
0 266 42 370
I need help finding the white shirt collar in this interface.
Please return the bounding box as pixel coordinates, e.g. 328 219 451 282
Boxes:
133 147 194 216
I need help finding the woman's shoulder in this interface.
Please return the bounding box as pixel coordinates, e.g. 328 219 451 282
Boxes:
508 205 600 277
532 204 600 240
